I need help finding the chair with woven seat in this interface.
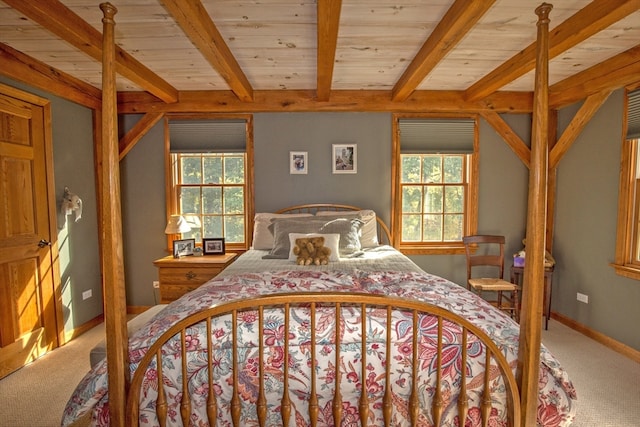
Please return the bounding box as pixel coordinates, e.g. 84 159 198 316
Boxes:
463 235 520 322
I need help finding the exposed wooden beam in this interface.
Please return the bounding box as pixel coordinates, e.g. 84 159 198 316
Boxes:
550 90 612 168
316 0 342 101
465 0 640 101
549 44 640 108
480 111 530 168
392 0 496 102
0 42 101 110
3 0 179 103
159 0 253 102
118 90 533 114
118 112 164 161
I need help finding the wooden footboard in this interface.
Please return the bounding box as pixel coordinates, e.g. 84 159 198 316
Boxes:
126 293 520 426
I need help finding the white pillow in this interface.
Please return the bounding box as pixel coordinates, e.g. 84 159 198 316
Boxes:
288 233 340 262
315 210 379 247
252 213 313 250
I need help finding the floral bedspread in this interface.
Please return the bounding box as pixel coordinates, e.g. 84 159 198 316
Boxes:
61 270 576 426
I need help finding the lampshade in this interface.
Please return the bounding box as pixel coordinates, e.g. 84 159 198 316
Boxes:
165 215 191 234
183 215 201 228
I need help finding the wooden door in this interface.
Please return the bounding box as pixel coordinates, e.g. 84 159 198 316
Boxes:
0 85 61 379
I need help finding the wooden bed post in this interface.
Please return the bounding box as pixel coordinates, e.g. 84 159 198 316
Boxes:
100 3 129 427
517 3 552 425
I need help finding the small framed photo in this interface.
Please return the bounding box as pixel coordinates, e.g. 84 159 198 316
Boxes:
290 151 308 174
203 238 225 255
332 144 357 174
173 238 195 258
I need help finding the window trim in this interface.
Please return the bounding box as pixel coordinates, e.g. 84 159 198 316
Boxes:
613 86 640 280
164 114 254 252
392 113 478 255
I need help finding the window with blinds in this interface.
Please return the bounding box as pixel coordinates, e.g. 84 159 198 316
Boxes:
393 116 478 254
167 117 253 250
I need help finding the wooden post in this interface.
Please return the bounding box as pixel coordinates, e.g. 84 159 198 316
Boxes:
517 3 552 426
100 3 129 426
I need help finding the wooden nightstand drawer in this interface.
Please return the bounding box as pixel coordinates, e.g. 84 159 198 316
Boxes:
158 267 222 286
154 253 237 303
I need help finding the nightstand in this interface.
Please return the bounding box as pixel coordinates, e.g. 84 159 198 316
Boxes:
153 253 237 303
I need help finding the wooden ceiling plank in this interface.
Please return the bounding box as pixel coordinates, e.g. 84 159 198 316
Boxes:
3 0 179 104
0 42 101 110
392 0 497 102
159 0 253 102
550 44 640 108
465 0 640 101
117 90 532 114
480 110 531 168
316 0 342 101
118 112 164 161
549 90 613 168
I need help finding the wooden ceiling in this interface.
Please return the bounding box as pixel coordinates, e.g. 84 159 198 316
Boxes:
1 0 639 112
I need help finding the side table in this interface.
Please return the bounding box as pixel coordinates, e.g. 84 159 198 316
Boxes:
153 253 237 303
510 265 555 330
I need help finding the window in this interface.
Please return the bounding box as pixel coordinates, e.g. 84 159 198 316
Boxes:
392 115 478 254
613 88 640 279
167 116 253 251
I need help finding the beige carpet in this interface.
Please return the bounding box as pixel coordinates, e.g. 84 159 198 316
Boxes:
0 319 637 426
0 322 105 427
541 321 640 427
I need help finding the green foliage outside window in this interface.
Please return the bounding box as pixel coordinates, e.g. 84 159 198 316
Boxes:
175 153 246 244
400 154 466 243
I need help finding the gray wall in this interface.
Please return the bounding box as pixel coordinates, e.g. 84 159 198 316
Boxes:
0 76 102 332
554 90 640 349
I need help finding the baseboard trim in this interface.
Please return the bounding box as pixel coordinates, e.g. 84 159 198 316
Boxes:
64 314 103 343
63 306 157 343
551 311 640 363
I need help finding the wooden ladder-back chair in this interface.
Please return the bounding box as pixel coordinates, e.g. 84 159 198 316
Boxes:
463 235 520 322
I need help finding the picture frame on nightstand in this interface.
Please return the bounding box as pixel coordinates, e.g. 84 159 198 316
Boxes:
173 238 195 258
203 238 225 255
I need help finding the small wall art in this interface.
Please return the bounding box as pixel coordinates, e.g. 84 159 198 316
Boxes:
332 144 357 174
290 151 308 174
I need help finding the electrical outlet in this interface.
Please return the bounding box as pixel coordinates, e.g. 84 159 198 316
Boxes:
576 292 589 303
82 289 92 300
153 281 160 289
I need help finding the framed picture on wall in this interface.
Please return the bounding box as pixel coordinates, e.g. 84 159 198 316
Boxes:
290 151 308 174
332 144 357 174
173 238 195 258
203 238 225 255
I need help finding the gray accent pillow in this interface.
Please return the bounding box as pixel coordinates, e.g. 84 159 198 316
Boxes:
263 217 364 259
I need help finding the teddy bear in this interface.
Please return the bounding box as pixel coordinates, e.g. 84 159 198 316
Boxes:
293 237 314 265
309 236 331 265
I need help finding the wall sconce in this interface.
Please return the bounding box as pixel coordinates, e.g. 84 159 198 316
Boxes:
61 186 83 224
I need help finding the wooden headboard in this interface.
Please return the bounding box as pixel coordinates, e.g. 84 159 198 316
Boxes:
275 203 392 246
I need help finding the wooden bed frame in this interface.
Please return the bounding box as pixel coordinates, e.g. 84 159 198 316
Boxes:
97 3 553 426
126 294 521 426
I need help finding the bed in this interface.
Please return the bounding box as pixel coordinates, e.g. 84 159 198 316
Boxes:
62 205 576 427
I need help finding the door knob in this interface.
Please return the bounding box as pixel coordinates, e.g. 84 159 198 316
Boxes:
38 239 52 248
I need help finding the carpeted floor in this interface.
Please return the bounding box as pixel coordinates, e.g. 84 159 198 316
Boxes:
541 321 640 427
0 319 638 426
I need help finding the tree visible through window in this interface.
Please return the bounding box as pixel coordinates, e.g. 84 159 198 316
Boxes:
392 115 478 254
401 154 466 242
172 152 247 246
